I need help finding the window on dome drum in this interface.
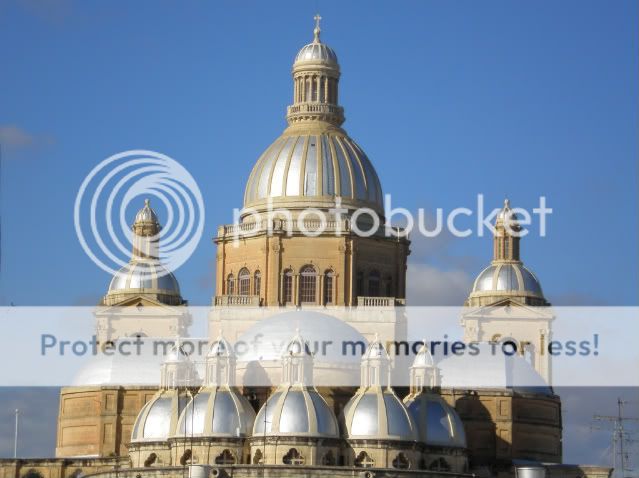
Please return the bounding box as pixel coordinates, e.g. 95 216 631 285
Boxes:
23 470 44 478
354 451 375 468
283 270 293 304
179 449 193 466
238 268 250 296
368 270 381 297
252 450 263 465
254 271 261 295
393 453 410 469
214 449 236 465
384 275 393 297
226 274 235 295
428 458 451 472
356 270 364 296
504 239 510 259
283 448 305 465
299 265 317 303
324 270 334 304
322 450 335 466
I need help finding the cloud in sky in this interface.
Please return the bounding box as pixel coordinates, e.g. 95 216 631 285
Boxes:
0 125 53 158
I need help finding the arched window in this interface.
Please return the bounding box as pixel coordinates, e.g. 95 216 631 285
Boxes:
392 453 410 469
22 470 44 478
368 270 381 297
324 270 334 304
283 448 305 465
356 270 364 296
354 451 375 468
252 449 263 465
238 268 250 296
226 274 235 295
428 458 450 472
299 265 317 303
283 269 293 304
180 449 192 466
384 275 393 297
322 450 335 466
214 449 236 465
254 271 261 295
143 453 157 467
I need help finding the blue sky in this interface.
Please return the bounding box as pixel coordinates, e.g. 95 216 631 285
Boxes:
0 0 637 465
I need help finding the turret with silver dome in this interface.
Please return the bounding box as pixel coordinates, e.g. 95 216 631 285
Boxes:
466 199 549 307
102 199 184 306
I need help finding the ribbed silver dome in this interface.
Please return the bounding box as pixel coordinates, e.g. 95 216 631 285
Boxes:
108 261 180 293
253 387 339 437
244 133 383 213
295 42 338 64
404 393 466 448
472 263 542 295
175 388 256 438
134 199 160 225
131 391 189 442
343 390 417 442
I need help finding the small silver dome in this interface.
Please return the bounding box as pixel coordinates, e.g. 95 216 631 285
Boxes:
208 335 233 358
343 390 417 442
175 388 256 438
108 261 180 293
472 263 543 296
134 198 160 225
131 390 189 442
413 341 435 368
404 393 466 448
295 42 338 64
254 387 339 437
244 133 383 213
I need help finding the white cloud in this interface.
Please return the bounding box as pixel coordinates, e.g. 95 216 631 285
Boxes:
0 125 36 150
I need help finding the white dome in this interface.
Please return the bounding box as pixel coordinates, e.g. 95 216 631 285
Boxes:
253 386 339 438
343 389 417 442
404 392 466 448
243 133 383 214
175 387 255 438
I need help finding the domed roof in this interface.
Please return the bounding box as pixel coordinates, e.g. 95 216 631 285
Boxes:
437 344 553 395
244 133 383 213
164 339 191 363
471 263 543 296
108 261 181 294
208 335 233 358
134 198 161 226
235 310 365 364
412 341 435 368
343 389 417 442
404 392 466 448
253 386 339 437
295 42 338 64
175 388 256 438
131 390 190 442
496 198 519 226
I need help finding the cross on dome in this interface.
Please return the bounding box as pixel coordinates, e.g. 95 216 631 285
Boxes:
313 14 322 42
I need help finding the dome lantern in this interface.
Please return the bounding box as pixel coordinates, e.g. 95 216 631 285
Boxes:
132 198 161 260
409 340 440 394
493 198 521 262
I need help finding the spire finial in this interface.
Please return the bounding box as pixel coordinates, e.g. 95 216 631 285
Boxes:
144 198 150 207
504 198 510 208
313 14 322 43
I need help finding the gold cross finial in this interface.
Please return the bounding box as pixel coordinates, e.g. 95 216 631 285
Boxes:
313 14 322 42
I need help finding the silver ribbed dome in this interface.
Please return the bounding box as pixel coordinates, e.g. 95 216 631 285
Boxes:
253 387 339 437
131 390 189 442
472 263 542 295
108 261 180 293
343 390 417 442
404 393 466 448
295 42 338 64
175 388 256 438
134 199 160 225
244 133 383 213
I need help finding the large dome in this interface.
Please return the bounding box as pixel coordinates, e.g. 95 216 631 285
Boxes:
108 261 180 294
471 263 542 296
131 390 190 442
243 132 383 214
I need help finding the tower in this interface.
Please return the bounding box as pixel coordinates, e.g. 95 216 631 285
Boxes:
211 17 409 348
